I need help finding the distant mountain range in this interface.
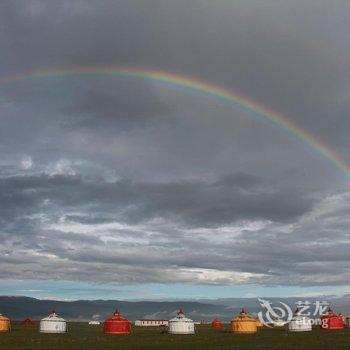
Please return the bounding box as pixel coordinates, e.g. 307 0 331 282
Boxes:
1 295 350 321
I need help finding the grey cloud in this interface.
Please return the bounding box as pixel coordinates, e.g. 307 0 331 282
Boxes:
0 180 349 285
0 173 315 230
2 0 349 132
1 0 350 291
214 173 262 188
1 1 349 184
64 80 175 132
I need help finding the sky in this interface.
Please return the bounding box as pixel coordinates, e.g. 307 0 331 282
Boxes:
1 0 350 300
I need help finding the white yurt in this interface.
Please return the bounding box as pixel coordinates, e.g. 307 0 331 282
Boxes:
88 320 101 325
168 309 195 334
40 309 67 333
288 309 312 332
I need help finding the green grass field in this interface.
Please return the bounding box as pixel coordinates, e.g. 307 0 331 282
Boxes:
1 323 350 350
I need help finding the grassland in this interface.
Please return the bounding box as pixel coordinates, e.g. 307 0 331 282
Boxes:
1 323 350 350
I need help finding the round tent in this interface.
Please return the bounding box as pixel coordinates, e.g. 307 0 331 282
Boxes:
321 308 344 330
288 308 312 332
168 309 195 334
89 320 101 325
21 318 35 325
103 310 131 334
0 314 10 332
230 309 257 334
211 318 223 328
40 310 67 333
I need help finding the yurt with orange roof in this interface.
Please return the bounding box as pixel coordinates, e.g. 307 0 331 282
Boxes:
0 314 10 332
104 310 131 334
321 308 344 330
211 318 223 328
230 309 257 334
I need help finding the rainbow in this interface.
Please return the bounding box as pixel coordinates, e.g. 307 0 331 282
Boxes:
1 66 349 178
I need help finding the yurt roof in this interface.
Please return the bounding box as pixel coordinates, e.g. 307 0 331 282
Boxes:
21 318 34 324
169 309 193 323
105 309 129 322
212 318 223 326
0 313 9 321
212 318 222 323
322 308 341 319
41 310 66 322
232 308 256 322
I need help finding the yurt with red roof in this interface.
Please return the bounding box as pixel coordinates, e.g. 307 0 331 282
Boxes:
211 318 223 328
104 310 131 334
320 308 344 330
21 318 35 325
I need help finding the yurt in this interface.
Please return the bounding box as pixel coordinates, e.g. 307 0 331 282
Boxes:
21 318 35 325
288 309 312 332
168 309 195 334
88 320 101 325
103 310 131 334
230 309 257 334
0 314 10 332
40 310 67 333
211 318 223 328
320 308 344 330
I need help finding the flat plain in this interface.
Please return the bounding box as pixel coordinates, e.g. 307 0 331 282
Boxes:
1 323 350 350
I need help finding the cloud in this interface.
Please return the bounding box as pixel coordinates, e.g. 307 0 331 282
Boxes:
0 171 343 286
1 0 350 293
0 173 315 230
65 79 175 131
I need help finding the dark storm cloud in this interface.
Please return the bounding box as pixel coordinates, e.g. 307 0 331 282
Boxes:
1 184 350 285
1 0 350 288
